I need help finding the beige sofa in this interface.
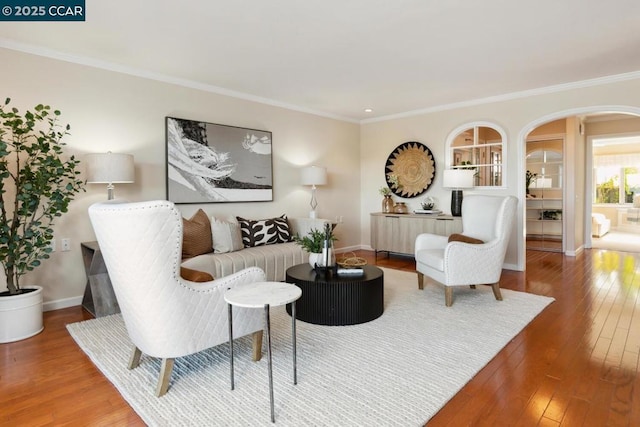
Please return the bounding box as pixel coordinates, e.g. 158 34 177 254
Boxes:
181 216 328 282
592 213 611 237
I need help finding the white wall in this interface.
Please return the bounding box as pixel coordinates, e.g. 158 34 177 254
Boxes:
360 78 640 269
3 46 640 308
0 48 360 309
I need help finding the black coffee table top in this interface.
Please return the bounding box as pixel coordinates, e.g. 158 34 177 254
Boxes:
285 263 384 325
286 263 383 284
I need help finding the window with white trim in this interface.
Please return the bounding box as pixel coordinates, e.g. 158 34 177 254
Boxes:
446 123 506 187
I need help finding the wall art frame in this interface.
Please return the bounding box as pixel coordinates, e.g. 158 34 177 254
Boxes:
384 141 436 198
166 117 273 203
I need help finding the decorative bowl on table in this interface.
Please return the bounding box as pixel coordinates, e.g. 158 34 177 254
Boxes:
336 252 367 268
421 197 435 210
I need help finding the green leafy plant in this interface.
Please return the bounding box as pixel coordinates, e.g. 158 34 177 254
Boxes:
378 186 391 196
0 98 84 295
293 226 337 253
526 170 538 189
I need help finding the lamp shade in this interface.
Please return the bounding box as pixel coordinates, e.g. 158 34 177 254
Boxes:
443 169 474 189
85 152 135 184
300 166 327 186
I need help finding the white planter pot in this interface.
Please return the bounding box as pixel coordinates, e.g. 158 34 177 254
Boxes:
0 286 44 343
308 250 335 267
308 252 322 267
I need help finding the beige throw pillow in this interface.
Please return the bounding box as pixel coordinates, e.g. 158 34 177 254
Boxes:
211 217 244 253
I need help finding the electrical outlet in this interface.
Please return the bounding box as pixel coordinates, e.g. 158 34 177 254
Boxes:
61 238 71 252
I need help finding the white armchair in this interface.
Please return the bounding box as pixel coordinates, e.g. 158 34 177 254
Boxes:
88 199 267 396
414 195 518 306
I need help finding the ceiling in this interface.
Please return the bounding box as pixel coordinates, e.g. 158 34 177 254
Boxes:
1 0 640 122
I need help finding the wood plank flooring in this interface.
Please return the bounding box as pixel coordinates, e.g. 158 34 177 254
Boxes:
1 249 638 426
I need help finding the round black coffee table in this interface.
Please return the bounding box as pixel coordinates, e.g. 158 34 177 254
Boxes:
285 264 384 326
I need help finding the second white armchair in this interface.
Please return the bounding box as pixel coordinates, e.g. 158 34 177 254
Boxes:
414 195 517 306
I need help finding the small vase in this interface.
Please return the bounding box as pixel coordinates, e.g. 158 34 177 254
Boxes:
382 195 394 213
393 202 408 214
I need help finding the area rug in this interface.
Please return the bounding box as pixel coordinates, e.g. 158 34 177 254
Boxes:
67 267 554 426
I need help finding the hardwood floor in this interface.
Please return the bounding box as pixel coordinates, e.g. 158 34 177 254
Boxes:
1 249 638 426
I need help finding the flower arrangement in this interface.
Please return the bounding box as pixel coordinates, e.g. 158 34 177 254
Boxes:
379 186 392 196
388 173 401 190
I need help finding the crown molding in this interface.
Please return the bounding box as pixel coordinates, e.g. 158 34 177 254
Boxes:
2 37 639 126
361 71 640 124
0 38 359 124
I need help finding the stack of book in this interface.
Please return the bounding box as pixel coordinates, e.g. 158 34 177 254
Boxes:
413 209 443 215
337 267 364 276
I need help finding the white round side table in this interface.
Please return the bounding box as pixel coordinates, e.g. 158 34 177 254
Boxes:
224 281 302 423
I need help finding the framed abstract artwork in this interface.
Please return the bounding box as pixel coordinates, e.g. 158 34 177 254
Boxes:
166 117 273 203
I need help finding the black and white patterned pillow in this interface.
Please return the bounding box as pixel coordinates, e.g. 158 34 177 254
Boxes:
236 215 291 247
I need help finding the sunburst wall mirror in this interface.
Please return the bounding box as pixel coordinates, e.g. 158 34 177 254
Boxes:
384 141 436 198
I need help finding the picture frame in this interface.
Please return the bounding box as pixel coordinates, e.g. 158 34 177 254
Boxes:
166 117 273 203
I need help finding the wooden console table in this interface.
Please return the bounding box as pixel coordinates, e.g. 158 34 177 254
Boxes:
81 241 120 317
370 212 462 256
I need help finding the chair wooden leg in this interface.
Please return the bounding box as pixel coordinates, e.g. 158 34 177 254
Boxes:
156 358 175 397
417 272 424 290
128 346 142 370
252 330 263 361
491 283 503 301
445 287 453 307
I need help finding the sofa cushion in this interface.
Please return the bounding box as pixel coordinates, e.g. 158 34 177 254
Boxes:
182 209 213 259
237 215 291 247
448 233 483 244
181 241 307 282
211 217 244 253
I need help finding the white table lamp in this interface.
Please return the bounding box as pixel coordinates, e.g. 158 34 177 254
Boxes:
300 166 327 219
443 169 475 217
85 152 135 200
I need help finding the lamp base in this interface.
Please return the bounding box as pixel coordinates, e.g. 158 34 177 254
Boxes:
309 210 317 219
451 190 463 217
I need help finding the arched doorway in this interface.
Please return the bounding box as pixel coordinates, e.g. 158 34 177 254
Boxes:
517 106 640 270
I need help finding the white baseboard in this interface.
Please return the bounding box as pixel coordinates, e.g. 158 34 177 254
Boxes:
565 245 584 257
334 245 366 254
503 262 521 271
43 296 83 312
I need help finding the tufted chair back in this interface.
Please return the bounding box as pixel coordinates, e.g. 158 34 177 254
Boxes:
88 200 266 395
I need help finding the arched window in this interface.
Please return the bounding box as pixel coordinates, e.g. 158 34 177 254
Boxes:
445 122 507 187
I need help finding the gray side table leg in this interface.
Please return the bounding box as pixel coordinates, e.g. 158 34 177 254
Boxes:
265 303 274 423
292 301 297 385
228 303 234 390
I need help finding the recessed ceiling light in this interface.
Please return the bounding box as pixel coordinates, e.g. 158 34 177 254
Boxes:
364 108 373 113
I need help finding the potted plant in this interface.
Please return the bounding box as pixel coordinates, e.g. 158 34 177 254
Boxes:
0 98 84 343
293 226 337 267
526 170 538 195
379 186 394 213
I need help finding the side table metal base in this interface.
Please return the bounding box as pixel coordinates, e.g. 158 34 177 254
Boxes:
225 282 301 423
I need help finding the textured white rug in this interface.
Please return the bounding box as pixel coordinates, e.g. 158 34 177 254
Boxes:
67 267 554 426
